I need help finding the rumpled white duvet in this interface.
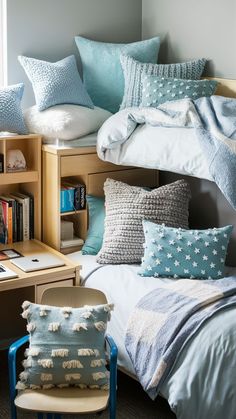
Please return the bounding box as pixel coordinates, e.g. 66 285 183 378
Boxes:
97 107 212 181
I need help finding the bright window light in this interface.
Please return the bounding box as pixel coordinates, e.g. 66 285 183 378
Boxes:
0 0 7 86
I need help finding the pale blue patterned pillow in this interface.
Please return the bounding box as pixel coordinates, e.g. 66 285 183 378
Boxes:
17 301 113 390
140 75 217 107
75 36 160 113
120 55 207 109
139 221 233 279
18 55 94 111
0 83 28 134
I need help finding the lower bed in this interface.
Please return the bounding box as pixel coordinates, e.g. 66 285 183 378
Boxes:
68 251 236 419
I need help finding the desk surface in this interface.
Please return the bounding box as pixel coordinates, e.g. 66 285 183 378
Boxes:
0 240 80 292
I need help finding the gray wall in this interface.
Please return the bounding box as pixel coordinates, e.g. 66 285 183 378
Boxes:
142 0 236 78
7 0 142 107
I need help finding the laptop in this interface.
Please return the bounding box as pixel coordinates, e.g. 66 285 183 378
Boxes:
11 253 65 272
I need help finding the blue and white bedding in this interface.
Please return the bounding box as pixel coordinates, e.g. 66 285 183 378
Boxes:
68 252 236 419
97 95 236 209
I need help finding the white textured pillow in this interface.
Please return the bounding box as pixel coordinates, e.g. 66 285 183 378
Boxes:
24 104 112 141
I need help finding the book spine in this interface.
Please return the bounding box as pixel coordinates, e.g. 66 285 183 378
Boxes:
74 184 86 210
18 203 23 242
22 198 30 241
7 203 13 244
0 200 8 244
12 200 17 242
29 195 34 239
0 201 6 244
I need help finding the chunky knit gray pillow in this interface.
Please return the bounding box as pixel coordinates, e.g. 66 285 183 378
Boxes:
96 179 191 264
120 55 207 109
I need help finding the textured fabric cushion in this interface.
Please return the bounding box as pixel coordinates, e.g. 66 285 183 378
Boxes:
96 179 191 264
0 83 28 134
18 55 94 111
120 55 207 109
24 104 111 141
82 195 105 255
17 301 113 390
75 36 160 113
139 221 233 279
140 75 217 108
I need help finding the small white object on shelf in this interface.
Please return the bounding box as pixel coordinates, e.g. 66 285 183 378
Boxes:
61 220 74 241
61 236 84 249
6 149 27 172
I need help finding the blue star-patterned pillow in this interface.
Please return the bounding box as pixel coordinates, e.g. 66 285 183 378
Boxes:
139 221 233 279
18 55 94 111
0 83 28 134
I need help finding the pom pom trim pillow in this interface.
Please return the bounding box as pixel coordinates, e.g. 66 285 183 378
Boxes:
140 221 233 279
120 55 207 109
18 55 94 111
96 178 191 264
17 301 113 390
75 36 160 113
140 75 218 108
0 83 28 134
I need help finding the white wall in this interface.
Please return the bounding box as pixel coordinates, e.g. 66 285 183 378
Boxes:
142 0 236 78
7 0 142 107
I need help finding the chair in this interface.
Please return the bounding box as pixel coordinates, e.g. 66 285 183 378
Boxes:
8 287 118 419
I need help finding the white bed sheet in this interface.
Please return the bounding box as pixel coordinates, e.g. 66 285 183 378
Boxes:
68 251 172 375
44 132 97 147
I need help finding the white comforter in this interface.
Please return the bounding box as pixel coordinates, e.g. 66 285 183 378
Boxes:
97 106 212 181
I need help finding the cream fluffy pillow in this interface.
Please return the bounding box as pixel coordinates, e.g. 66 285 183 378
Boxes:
24 104 112 141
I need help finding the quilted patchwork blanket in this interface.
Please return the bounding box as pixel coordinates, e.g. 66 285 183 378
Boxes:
97 95 236 209
125 276 236 400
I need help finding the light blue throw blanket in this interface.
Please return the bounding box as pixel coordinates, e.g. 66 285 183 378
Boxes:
97 96 236 209
125 277 236 400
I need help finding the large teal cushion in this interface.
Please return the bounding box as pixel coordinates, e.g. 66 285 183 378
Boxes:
140 75 217 107
18 55 94 111
120 54 207 109
139 221 233 279
75 36 160 113
17 301 113 390
0 83 28 134
82 195 105 255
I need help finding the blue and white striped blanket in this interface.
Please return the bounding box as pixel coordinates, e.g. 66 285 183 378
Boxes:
125 277 236 400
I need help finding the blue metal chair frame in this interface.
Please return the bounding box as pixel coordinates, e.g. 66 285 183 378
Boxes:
8 334 118 419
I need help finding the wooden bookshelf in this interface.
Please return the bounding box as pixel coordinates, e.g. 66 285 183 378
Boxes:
0 134 42 240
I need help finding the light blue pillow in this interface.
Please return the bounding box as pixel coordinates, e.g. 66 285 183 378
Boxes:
140 75 218 108
75 36 160 113
82 195 105 255
17 301 113 390
120 55 207 109
139 221 233 279
18 55 94 111
0 83 28 134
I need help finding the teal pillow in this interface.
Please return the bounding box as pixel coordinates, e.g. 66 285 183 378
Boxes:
0 83 28 134
17 301 113 390
75 36 160 113
140 75 218 107
120 55 207 109
18 55 94 111
139 221 233 279
82 195 105 255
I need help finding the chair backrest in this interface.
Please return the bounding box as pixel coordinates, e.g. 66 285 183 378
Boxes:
41 286 107 307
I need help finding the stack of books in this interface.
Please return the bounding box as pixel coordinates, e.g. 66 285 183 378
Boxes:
60 181 86 213
0 192 34 244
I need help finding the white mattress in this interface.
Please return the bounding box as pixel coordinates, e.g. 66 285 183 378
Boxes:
68 251 173 375
68 251 236 376
43 132 97 148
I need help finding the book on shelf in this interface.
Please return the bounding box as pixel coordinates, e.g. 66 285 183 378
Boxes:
60 236 84 249
62 181 86 211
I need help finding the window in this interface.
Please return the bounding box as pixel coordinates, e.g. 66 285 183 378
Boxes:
0 0 6 86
